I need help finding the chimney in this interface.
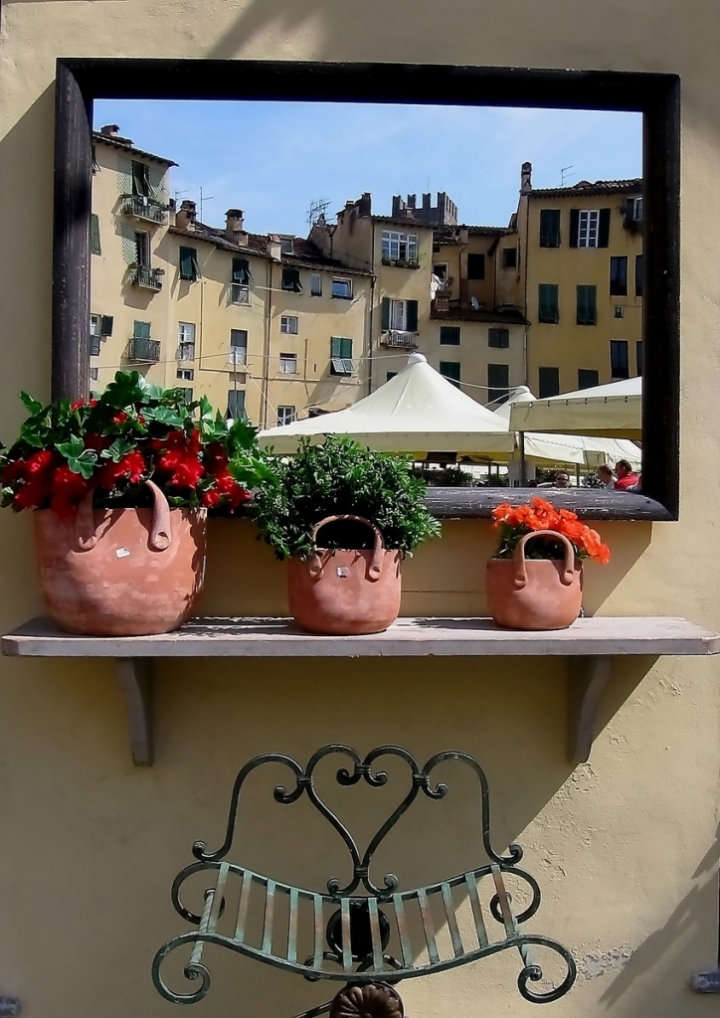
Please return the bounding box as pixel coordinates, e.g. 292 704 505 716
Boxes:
358 192 372 218
176 199 197 231
100 124 121 137
225 208 248 246
267 234 282 261
521 162 533 195
422 193 431 211
407 194 417 210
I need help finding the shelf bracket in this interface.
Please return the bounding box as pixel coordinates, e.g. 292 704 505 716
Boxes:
567 656 612 764
115 658 153 767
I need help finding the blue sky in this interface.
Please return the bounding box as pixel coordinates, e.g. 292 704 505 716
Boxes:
94 100 642 237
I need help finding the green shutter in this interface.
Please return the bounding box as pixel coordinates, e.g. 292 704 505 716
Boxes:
598 208 611 248
406 300 418 332
340 338 353 358
117 157 132 198
439 361 461 388
133 320 151 340
487 364 509 402
577 285 597 325
440 326 460 345
381 297 390 331
147 166 165 203
100 315 114 337
569 209 579 248
330 337 342 358
90 214 101 255
179 246 196 281
132 160 149 196
120 222 137 264
538 284 559 324
539 210 561 248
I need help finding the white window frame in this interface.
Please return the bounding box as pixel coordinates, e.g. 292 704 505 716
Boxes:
90 314 101 337
627 196 643 221
310 273 322 296
135 230 151 268
280 315 299 334
277 405 296 426
230 328 248 366
390 299 407 331
331 278 352 299
177 321 196 360
381 230 419 262
176 368 194 381
279 353 298 374
577 210 600 248
432 263 449 281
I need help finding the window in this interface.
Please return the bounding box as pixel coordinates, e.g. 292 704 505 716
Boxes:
90 314 101 337
538 283 559 324
178 388 194 403
539 209 561 248
133 320 151 340
578 369 599 389
636 341 643 375
332 277 352 299
330 337 353 375
280 237 294 255
279 353 297 374
386 372 397 382
439 361 461 388
280 316 298 335
487 364 509 404
179 245 200 281
610 339 630 379
90 367 99 382
614 306 624 319
635 255 644 297
230 328 248 366
131 160 150 197
135 231 150 268
282 268 302 292
227 389 246 419
502 247 517 268
90 314 113 340
277 405 296 425
177 368 194 381
90 214 101 255
538 366 560 398
488 328 509 349
231 258 251 302
435 295 449 312
610 256 628 296
381 297 419 333
571 208 610 248
178 322 195 360
576 285 597 325
382 230 418 263
467 253 485 280
626 196 643 222
433 263 448 280
310 273 322 296
439 326 460 346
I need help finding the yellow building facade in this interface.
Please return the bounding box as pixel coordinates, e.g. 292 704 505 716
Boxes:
91 131 371 427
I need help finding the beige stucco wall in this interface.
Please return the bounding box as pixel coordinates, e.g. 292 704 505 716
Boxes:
1 3 720 1018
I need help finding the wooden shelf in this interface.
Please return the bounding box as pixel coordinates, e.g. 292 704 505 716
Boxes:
3 616 718 768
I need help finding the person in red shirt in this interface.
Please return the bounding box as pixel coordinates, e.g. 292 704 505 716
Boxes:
614 459 640 490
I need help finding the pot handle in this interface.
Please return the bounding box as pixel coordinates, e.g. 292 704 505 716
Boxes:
513 529 577 588
309 514 385 581
75 479 172 552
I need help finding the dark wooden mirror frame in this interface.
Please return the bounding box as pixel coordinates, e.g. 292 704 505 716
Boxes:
52 59 680 522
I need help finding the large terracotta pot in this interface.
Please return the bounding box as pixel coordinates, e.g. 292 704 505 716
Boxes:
287 515 402 635
34 480 207 636
486 529 583 631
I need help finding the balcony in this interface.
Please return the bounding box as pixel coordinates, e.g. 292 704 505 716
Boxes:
133 266 164 291
126 338 161 364
381 330 417 349
90 336 101 357
122 195 168 224
230 283 250 305
228 349 247 368
177 343 196 362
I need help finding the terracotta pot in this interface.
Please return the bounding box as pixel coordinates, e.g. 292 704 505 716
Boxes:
34 480 207 636
486 529 583 631
287 515 402 635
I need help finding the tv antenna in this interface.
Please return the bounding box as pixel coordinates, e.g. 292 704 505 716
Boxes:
199 185 215 223
560 165 575 187
307 198 332 230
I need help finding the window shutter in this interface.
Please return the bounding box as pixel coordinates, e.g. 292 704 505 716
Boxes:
406 300 418 332
569 209 579 248
598 209 611 248
381 297 390 331
90 214 101 256
133 320 150 340
538 367 560 398
190 250 201 280
577 285 597 325
232 258 250 283
179 246 194 280
439 362 461 388
340 338 353 359
330 337 341 358
100 315 114 337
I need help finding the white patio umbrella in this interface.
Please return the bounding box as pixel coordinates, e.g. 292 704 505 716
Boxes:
258 353 514 457
494 386 642 469
508 376 642 439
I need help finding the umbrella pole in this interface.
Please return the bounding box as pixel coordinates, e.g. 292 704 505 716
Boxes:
519 432 527 485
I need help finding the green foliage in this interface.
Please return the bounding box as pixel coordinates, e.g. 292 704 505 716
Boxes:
251 436 441 560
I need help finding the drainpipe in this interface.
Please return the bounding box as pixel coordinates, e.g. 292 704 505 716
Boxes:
369 220 376 394
522 196 530 387
261 261 273 428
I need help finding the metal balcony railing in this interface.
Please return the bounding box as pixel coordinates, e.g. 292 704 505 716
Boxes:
127 338 161 363
90 335 101 357
133 267 164 290
123 195 168 224
177 343 196 361
381 330 417 349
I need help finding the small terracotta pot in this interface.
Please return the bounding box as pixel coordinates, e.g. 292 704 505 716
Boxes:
287 515 402 635
486 529 583 631
34 480 207 636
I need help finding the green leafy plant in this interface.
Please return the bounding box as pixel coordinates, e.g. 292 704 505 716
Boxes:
0 371 270 517
251 436 441 560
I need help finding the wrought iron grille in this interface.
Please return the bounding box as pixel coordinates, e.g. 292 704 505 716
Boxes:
152 746 576 1016
126 337 161 363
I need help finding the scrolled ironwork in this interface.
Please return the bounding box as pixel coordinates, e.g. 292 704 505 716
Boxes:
515 937 578 1004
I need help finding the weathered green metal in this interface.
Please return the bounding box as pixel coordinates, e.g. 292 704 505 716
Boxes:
152 746 577 1013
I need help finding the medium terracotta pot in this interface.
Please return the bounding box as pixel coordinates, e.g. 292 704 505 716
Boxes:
486 529 583 631
287 515 402 635
34 480 207 636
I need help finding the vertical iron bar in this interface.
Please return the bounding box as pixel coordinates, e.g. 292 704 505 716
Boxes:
287 887 299 964
417 888 439 965
392 894 413 970
464 872 488 948
313 895 324 969
367 897 384 971
341 898 352 971
234 870 253 943
262 879 276 955
440 882 464 958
